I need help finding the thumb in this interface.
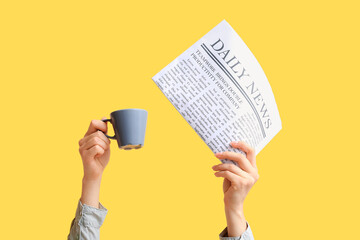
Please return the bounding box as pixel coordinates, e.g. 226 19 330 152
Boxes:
100 116 108 133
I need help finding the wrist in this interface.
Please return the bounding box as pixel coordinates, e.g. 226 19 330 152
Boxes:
225 206 245 222
80 176 102 208
225 203 244 216
83 173 102 183
225 205 247 237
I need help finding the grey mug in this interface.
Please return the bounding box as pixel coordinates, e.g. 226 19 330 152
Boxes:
101 109 148 150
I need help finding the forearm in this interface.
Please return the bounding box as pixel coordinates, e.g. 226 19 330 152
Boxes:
225 206 247 237
80 176 102 208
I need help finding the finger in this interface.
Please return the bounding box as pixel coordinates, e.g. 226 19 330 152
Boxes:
85 145 105 159
215 151 254 173
212 163 250 179
84 120 107 137
79 130 110 146
230 141 256 168
80 135 109 152
214 170 244 186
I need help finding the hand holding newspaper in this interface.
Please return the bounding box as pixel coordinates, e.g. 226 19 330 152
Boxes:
152 20 282 165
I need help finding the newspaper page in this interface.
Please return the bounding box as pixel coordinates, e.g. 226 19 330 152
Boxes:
152 20 282 165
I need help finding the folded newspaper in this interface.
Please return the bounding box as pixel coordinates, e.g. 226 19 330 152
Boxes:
152 20 282 165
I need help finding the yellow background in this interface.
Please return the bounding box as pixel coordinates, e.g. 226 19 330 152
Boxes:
1 0 359 239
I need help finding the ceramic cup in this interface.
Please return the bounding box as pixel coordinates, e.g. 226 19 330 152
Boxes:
101 109 148 150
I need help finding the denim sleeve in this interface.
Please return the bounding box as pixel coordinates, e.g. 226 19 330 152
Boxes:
68 199 108 240
219 223 254 240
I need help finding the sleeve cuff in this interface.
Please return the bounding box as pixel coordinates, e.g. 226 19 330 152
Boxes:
219 222 253 240
76 199 108 229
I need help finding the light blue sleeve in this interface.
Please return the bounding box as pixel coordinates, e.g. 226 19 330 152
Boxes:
68 199 108 240
219 223 254 240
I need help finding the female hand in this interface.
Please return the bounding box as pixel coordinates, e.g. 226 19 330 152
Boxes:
78 119 111 181
78 119 111 208
212 141 259 237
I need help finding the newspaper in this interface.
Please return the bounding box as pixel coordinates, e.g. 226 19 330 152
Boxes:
152 20 282 165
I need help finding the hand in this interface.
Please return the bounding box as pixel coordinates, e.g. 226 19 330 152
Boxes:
78 119 111 208
212 141 259 237
78 119 111 181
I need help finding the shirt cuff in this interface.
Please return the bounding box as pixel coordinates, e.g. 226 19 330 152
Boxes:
219 222 253 240
76 199 108 229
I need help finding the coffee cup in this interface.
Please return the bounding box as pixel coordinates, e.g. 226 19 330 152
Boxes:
101 109 148 150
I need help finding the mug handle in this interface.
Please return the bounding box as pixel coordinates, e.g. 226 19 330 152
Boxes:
101 119 117 139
